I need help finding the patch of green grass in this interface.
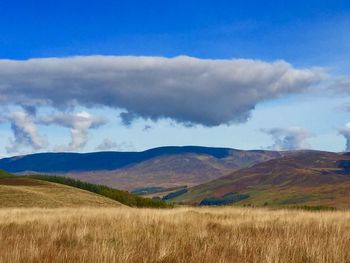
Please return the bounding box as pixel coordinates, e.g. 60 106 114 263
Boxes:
237 187 321 207
278 195 314 205
170 180 232 203
170 188 212 203
27 175 173 208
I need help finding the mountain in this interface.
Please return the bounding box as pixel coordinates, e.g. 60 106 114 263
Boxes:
0 146 282 190
172 151 350 209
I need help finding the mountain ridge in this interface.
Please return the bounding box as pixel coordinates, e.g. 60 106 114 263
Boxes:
0 146 282 190
0 146 236 173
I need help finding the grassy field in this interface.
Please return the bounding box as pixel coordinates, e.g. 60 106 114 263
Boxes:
0 207 349 263
27 174 171 208
0 178 122 208
0 171 171 208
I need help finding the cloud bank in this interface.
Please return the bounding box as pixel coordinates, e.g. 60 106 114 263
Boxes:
262 127 312 151
0 56 324 126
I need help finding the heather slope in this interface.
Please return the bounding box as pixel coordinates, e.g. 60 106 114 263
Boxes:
174 151 350 208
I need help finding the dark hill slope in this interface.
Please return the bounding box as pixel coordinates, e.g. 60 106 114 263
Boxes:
0 146 233 173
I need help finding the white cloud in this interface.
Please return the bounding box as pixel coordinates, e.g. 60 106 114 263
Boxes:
262 127 312 151
6 111 47 153
0 55 325 126
40 111 106 151
339 123 350 152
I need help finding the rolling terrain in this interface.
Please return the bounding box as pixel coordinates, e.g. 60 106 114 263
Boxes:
0 174 122 208
3 147 350 208
172 151 350 208
0 146 281 190
0 170 169 208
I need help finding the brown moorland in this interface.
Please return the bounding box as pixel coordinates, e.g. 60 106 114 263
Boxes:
0 207 349 263
72 150 281 190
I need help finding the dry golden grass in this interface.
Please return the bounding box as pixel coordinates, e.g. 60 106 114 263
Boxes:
0 207 349 263
0 178 122 208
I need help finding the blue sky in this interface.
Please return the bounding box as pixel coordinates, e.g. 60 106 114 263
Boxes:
0 0 350 155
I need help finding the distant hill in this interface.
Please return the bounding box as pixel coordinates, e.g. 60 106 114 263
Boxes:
0 146 282 190
0 146 233 172
172 151 350 209
0 176 123 208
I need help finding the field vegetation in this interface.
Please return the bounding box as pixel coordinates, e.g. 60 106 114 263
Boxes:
27 174 172 208
0 169 13 179
0 207 349 263
0 177 122 208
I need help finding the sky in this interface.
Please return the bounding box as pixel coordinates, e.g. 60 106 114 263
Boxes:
0 0 350 156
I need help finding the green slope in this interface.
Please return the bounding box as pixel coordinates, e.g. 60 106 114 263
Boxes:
0 170 14 179
27 174 172 208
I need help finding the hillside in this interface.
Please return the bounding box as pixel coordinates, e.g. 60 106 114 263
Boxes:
0 169 13 179
0 146 281 190
27 174 171 208
173 151 350 209
0 177 122 208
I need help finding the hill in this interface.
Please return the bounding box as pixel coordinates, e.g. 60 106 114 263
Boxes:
0 171 169 208
0 146 281 190
27 174 171 208
0 177 122 208
172 151 350 209
0 146 236 172
0 169 13 179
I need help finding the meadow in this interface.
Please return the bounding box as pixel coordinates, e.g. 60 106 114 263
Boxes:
0 207 349 263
